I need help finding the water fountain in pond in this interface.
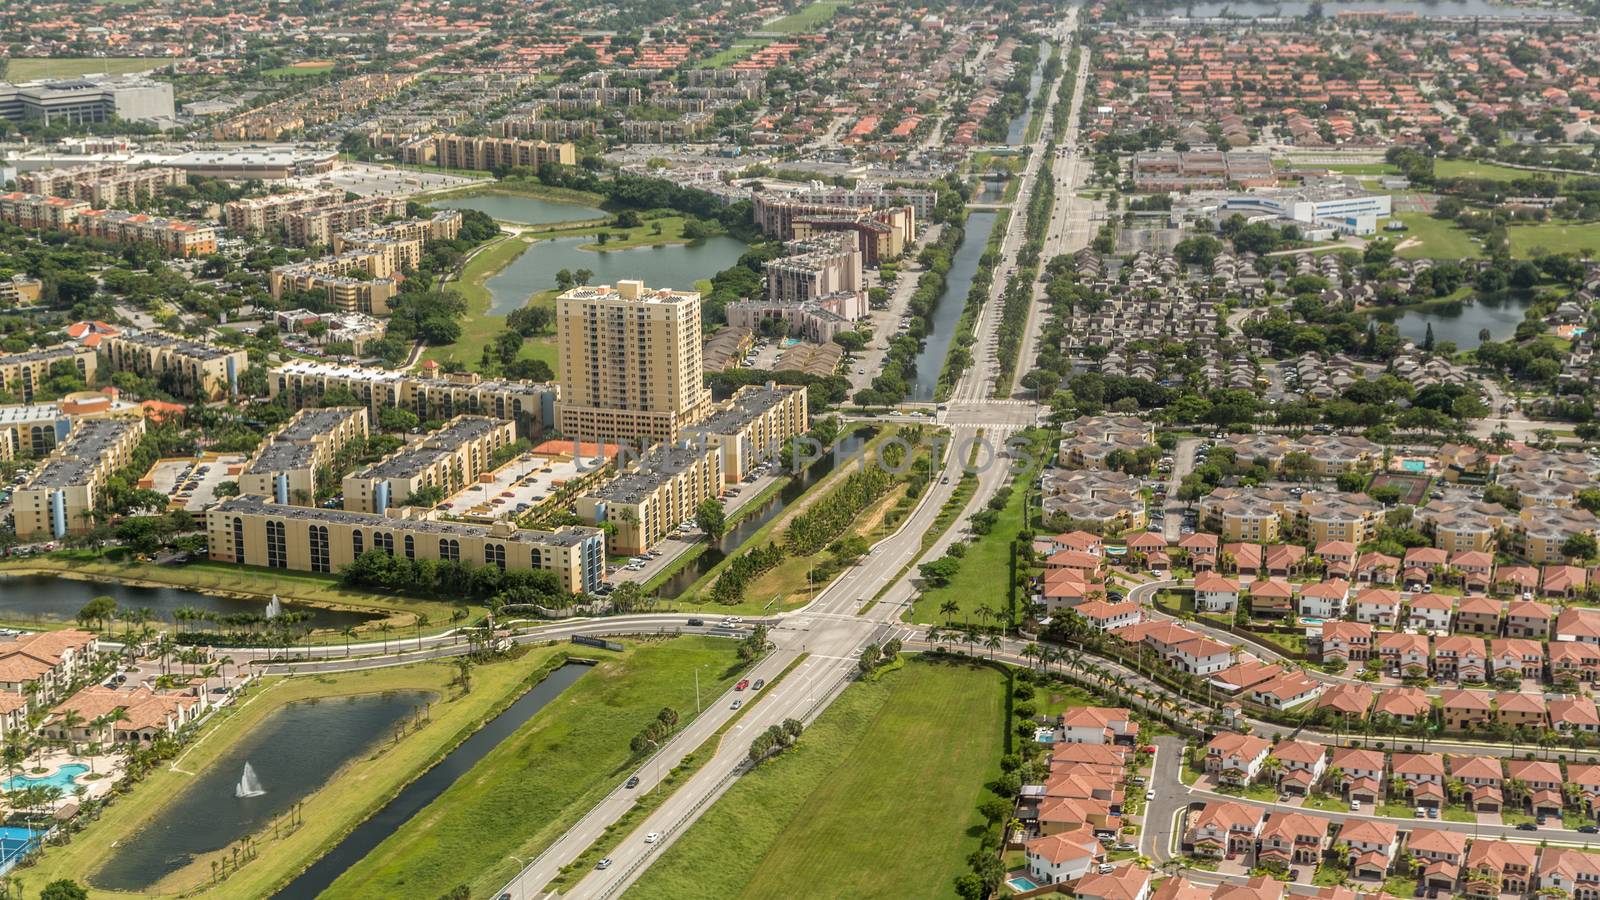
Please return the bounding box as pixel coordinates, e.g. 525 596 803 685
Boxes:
235 762 265 799
265 595 282 619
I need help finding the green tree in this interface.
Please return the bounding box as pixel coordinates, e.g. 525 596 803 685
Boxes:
41 881 90 900
76 595 118 631
695 497 727 541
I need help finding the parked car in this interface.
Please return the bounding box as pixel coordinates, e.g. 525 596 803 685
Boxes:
1517 823 1538 831
1579 825 1599 834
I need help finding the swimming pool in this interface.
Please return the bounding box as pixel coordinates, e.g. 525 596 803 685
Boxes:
0 825 42 868
4 763 87 792
1300 617 1325 626
1033 728 1057 744
1008 875 1041 891
1401 459 1427 473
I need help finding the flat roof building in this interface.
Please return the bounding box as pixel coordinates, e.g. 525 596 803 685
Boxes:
239 407 369 506
343 415 516 514
269 360 555 441
574 442 722 556
0 75 175 126
13 417 146 538
102 332 248 400
684 383 808 485
0 346 98 404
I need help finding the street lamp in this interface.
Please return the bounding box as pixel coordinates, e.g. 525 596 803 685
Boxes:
506 855 529 900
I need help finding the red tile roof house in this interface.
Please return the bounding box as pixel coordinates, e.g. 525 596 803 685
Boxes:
1339 819 1398 879
1179 532 1220 569
1126 531 1169 572
1463 839 1536 898
1555 607 1600 643
1205 732 1272 786
1210 660 1284 696
1543 564 1589 600
1439 688 1493 731
1250 670 1324 711
1319 621 1372 663
1504 599 1553 638
1549 640 1600 686
1354 588 1402 627
1046 549 1105 577
1263 543 1307 578
1185 800 1261 858
1404 546 1449 577
1494 565 1540 597
1023 824 1105 885
1193 572 1242 613
1406 592 1455 634
1454 595 1502 635
1257 811 1330 866
1039 530 1105 557
1329 747 1386 803
1223 541 1263 576
1433 634 1487 683
1316 540 1357 578
1270 739 1327 796
1299 579 1351 620
1249 578 1295 618
1549 695 1600 735
1073 863 1152 900
1353 551 1400 585
1170 636 1235 676
1392 752 1446 808
1493 691 1545 731
1315 684 1375 722
1374 686 1432 726
1489 638 1544 681
1076 599 1143 632
1376 632 1429 677
1504 759 1564 817
1406 827 1467 892
1536 846 1600 899
1057 706 1139 745
1564 763 1600 816
1449 550 1495 592
1449 755 1505 812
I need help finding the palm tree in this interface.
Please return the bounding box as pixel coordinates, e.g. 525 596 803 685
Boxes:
379 622 393 655
925 626 942 650
939 599 960 625
342 625 358 658
985 633 1001 659
962 628 979 655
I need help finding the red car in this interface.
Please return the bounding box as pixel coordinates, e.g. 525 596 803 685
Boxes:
735 679 750 691
1142 745 1157 754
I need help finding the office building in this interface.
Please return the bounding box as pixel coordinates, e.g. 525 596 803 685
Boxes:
206 496 605 594
13 417 146 538
0 75 175 126
574 442 723 556
238 407 370 506
268 361 555 440
0 346 98 404
1219 188 1393 237
343 415 516 514
101 332 248 400
684 383 809 484
556 280 714 450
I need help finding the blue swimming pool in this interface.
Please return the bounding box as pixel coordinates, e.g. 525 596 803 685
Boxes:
1401 459 1427 473
3 763 87 792
0 825 42 867
1300 617 1325 626
1008 875 1041 891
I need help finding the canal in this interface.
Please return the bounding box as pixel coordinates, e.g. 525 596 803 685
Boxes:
93 690 434 891
654 428 877 599
273 663 589 898
0 575 377 630
1005 40 1048 146
909 211 999 401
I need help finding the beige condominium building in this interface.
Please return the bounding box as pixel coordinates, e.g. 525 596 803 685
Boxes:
684 383 809 484
0 391 141 461
284 196 408 248
556 280 713 451
101 332 249 400
222 189 345 235
0 345 98 403
574 442 723 556
343 415 516 514
267 360 556 440
0 273 45 308
206 496 605 593
13 417 146 538
238 407 370 506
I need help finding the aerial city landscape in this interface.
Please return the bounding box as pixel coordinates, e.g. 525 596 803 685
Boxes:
4 0 1600 897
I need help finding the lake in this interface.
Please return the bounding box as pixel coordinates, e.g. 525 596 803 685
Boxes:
1374 293 1534 350
0 575 377 630
430 192 605 225
273 663 589 899
910 211 999 401
483 235 749 316
1172 0 1563 17
93 690 432 892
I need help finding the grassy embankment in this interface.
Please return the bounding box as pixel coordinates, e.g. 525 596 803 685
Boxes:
628 656 1006 900
18 649 568 899
320 636 743 900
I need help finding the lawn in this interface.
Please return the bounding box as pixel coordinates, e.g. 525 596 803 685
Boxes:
416 235 558 376
5 57 173 79
523 212 707 253
698 39 773 69
1434 159 1566 183
1391 211 1483 261
18 649 566 899
628 656 1006 900
320 636 744 900
1317 162 1400 176
261 61 335 77
764 0 849 32
1506 220 1600 257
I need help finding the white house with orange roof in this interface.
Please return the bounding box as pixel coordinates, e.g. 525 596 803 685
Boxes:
1204 732 1271 785
1329 747 1386 803
1406 826 1466 892
1057 706 1139 746
1250 669 1324 710
1555 607 1600 644
1391 752 1446 808
1535 847 1600 898
1376 632 1429 676
1074 863 1151 900
1339 819 1398 879
0 629 100 702
1269 739 1326 795
1023 824 1104 884
1074 599 1141 632
1489 638 1544 681
1433 634 1486 682
1550 695 1600 734
1038 530 1104 557
1354 588 1402 626
1185 800 1262 857
1373 686 1432 725
1406 592 1455 634
1170 636 1235 676
1298 579 1350 619
1193 572 1241 613
1448 755 1503 811
1464 839 1536 898
1256 811 1329 866
1319 621 1372 663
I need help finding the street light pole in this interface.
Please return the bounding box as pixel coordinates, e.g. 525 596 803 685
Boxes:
507 855 528 900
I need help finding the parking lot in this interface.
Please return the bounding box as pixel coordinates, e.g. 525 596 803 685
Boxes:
283 161 483 199
142 453 247 512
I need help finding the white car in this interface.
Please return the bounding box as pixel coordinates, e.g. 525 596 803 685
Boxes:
1145 789 1155 801
644 832 661 844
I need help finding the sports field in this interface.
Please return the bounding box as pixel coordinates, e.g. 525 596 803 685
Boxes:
5 57 172 80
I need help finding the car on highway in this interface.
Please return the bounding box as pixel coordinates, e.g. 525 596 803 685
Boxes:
1145 790 1154 801
625 776 640 789
1580 825 1599 834
596 858 613 870
687 618 704 627
735 679 750 691
644 832 661 844
752 679 765 691
731 699 743 709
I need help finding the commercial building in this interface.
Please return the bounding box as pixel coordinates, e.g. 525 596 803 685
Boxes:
684 383 809 484
0 345 98 404
166 148 340 181
268 360 555 440
101 332 249 400
0 75 175 126
403 134 576 171
12 417 146 538
1219 187 1393 237
574 442 723 555
206 496 605 594
556 280 714 450
238 407 370 506
343 416 517 514
1130 150 1275 192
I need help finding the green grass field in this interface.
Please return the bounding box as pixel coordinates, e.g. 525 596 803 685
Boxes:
1434 159 1566 183
5 57 173 79
628 657 1006 900
698 39 772 69
261 61 336 77
765 0 850 33
1506 220 1600 257
417 235 558 376
321 637 744 900
1391 212 1483 261
908 454 1039 627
